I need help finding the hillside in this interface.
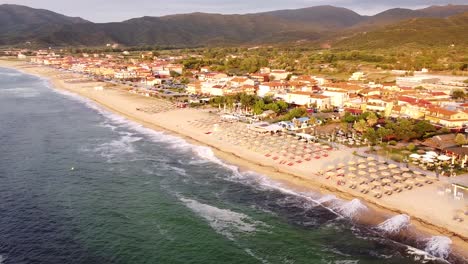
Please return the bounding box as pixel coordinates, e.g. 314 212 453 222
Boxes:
0 4 467 48
259 5 364 29
0 4 89 45
333 12 468 49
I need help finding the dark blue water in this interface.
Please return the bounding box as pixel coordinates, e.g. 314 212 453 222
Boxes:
0 67 457 264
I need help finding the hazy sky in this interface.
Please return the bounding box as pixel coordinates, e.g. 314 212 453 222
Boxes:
1 0 466 22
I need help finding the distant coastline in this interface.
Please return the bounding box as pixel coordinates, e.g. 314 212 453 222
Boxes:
1 59 467 261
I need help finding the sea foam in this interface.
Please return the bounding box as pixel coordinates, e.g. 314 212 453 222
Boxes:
180 197 267 240
377 214 411 234
424 236 452 259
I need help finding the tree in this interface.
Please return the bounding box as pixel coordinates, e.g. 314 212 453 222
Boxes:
452 89 466 100
253 99 265 115
363 128 378 145
353 120 368 134
170 70 181 78
455 133 467 146
276 101 289 112
413 120 436 139
343 112 357 123
366 112 378 127
407 143 416 151
377 127 392 141
265 103 280 113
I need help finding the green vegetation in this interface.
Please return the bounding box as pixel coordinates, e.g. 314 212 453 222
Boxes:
342 112 438 145
452 89 466 100
455 133 467 146
209 94 289 115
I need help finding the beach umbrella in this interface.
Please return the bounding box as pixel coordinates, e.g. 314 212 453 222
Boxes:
378 165 387 171
437 155 451 161
382 178 392 185
358 177 368 184
358 158 366 163
393 175 403 181
347 173 357 179
405 179 415 185
348 161 356 165
367 157 375 161
370 181 382 188
368 162 377 167
371 189 382 196
383 186 393 192
391 169 400 174
413 171 423 175
388 164 397 169
381 171 391 177
394 183 404 189
358 170 367 176
409 153 421 159
402 173 413 178
337 169 346 174
358 164 367 169
401 167 410 172
326 171 336 177
368 168 377 173
370 174 380 179
338 163 345 168
426 151 438 157
327 165 335 171
349 166 357 171
360 184 369 190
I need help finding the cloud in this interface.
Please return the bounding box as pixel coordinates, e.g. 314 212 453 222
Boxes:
0 0 465 22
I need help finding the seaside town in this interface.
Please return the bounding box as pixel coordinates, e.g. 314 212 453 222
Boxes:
2 47 468 253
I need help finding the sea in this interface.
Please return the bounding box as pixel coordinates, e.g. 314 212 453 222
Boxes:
0 67 463 264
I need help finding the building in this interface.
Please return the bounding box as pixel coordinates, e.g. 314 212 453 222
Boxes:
425 108 468 128
349 72 365 81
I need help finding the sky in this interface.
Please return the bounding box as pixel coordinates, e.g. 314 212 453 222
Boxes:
1 0 466 22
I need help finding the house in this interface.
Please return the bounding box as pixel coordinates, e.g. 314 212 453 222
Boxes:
270 70 291 81
282 91 331 109
200 66 210 73
210 85 225 96
257 82 289 97
229 77 255 87
362 96 394 117
143 77 162 86
186 81 202 94
425 107 468 128
321 90 349 107
349 72 365 81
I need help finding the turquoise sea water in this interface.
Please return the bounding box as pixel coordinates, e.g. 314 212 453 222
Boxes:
0 67 461 264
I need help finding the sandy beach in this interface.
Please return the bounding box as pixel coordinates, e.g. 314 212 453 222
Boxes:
1 59 467 259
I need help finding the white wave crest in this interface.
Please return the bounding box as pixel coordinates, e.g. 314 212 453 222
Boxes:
332 199 368 219
93 134 142 159
180 197 267 240
424 236 452 259
376 214 411 234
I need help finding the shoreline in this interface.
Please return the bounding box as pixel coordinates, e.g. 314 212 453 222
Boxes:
1 60 467 260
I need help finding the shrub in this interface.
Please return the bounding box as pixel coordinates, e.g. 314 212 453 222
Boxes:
407 143 416 151
388 140 397 146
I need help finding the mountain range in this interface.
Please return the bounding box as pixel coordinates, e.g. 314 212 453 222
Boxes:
0 4 467 48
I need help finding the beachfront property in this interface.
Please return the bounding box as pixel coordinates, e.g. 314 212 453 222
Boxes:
25 51 468 131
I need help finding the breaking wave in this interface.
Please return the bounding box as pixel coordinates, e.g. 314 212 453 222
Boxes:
180 197 267 240
377 214 411 234
424 236 452 259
